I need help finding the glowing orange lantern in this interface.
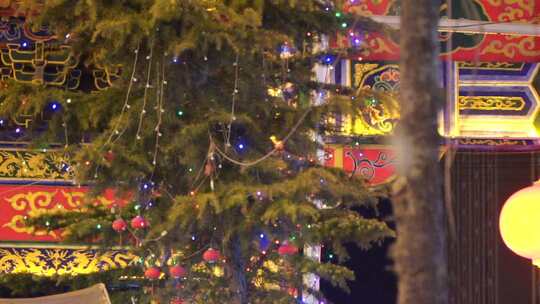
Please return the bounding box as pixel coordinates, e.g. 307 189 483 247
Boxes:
499 182 540 267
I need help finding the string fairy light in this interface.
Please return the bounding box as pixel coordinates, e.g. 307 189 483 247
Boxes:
211 107 312 167
152 55 166 167
135 37 156 141
106 45 141 145
225 53 240 148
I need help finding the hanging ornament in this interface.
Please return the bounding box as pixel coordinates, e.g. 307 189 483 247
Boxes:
213 265 225 277
281 82 298 106
144 267 161 280
279 43 296 59
112 218 127 232
267 86 283 98
169 265 187 279
203 248 221 263
269 136 284 151
500 181 540 267
287 287 299 297
104 150 115 163
278 242 299 256
169 298 184 304
131 215 149 229
151 189 162 198
266 82 297 106
205 145 217 178
204 161 215 176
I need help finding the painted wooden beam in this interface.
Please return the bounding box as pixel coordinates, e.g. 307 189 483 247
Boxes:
369 15 540 37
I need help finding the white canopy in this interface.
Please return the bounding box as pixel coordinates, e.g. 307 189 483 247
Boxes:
0 284 111 304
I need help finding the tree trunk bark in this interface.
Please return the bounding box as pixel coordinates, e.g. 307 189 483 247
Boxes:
391 1 448 304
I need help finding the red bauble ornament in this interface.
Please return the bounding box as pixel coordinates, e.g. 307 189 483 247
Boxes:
203 248 221 263
204 161 215 176
274 141 284 151
169 265 187 279
112 218 127 232
104 150 115 163
287 287 298 297
278 243 299 256
170 298 184 304
144 267 161 280
131 215 148 229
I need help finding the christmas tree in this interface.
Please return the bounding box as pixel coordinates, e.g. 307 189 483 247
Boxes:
0 1 393 303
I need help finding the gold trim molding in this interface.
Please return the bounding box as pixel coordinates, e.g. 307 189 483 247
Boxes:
458 96 526 112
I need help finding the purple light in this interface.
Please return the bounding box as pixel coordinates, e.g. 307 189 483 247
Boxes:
21 42 28 48
0 119 4 125
15 127 21 134
238 143 244 150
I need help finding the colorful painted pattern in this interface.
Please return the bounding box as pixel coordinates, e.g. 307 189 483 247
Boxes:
455 62 540 137
0 150 72 181
0 185 119 242
324 145 396 186
0 17 118 90
340 60 540 138
336 0 540 62
0 247 136 276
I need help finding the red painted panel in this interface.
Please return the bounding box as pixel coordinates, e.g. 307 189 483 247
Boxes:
325 145 397 186
0 185 120 242
337 0 540 62
335 32 540 63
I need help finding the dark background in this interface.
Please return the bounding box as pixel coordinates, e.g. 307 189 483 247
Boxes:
324 151 540 304
323 198 397 304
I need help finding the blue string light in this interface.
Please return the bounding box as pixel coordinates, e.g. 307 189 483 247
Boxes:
48 102 61 112
321 54 336 65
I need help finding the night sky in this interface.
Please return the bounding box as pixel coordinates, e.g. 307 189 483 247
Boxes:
323 199 397 304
